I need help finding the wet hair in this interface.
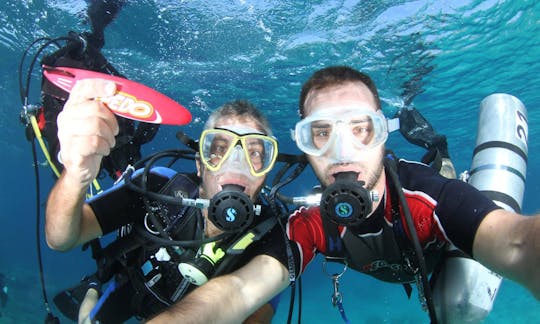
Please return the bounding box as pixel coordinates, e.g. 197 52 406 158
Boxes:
204 99 273 136
298 65 382 118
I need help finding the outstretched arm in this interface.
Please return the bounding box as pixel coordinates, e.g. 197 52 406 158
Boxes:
473 209 540 300
147 254 290 324
45 79 119 251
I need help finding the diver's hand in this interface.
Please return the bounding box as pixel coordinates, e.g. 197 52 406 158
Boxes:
395 107 449 157
57 79 119 187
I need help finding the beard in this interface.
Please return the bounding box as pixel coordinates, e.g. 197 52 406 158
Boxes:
317 145 386 189
363 157 384 190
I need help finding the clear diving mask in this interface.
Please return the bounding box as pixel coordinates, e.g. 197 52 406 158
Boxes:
292 106 391 158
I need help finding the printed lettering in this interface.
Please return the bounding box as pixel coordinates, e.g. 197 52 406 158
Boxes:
363 260 402 272
104 92 154 119
515 110 528 144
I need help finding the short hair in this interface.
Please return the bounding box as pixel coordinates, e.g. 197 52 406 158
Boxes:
298 65 382 118
204 99 272 136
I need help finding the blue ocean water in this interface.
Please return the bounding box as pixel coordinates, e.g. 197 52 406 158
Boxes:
0 0 539 323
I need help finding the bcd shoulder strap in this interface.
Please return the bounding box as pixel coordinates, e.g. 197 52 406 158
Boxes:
384 153 415 298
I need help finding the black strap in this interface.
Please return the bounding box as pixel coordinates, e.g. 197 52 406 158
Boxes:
214 207 280 277
322 211 344 258
385 157 415 299
384 156 439 324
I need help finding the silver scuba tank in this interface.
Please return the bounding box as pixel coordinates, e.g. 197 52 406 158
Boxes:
431 93 528 324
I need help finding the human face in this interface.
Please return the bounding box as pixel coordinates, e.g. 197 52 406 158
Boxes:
197 115 269 202
302 82 386 190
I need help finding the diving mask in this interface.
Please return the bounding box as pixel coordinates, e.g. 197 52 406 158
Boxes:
292 106 389 157
199 127 278 177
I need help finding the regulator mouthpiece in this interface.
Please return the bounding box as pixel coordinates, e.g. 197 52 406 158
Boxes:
320 172 374 226
208 184 258 232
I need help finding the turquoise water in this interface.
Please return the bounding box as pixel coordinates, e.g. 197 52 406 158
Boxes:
0 0 539 322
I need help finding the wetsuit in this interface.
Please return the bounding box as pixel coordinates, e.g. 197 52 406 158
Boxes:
0 273 7 309
87 167 288 323
286 159 500 282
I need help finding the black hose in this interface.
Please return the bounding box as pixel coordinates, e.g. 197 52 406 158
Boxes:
31 139 59 322
385 160 438 324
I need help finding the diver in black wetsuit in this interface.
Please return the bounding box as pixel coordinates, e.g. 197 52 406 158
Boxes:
0 273 8 317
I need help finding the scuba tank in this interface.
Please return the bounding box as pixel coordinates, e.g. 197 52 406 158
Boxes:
432 93 528 323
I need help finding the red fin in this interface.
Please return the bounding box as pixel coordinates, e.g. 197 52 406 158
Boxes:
42 66 192 125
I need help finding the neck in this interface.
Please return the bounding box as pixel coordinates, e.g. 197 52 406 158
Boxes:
370 168 387 214
200 209 223 238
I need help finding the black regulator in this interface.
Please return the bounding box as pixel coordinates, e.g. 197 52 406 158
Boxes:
179 185 264 285
320 172 377 226
208 184 261 232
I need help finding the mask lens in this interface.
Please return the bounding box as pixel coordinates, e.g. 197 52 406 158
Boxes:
350 115 377 146
200 130 236 169
310 120 333 150
241 134 278 175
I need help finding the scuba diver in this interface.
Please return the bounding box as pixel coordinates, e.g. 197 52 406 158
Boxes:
282 66 539 323
19 1 161 322
0 273 7 317
149 65 539 324
19 2 161 322
46 86 290 323
21 0 157 184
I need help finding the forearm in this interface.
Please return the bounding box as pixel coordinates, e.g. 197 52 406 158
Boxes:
45 171 101 251
514 213 540 299
149 275 245 324
148 255 289 324
44 79 119 251
474 209 540 300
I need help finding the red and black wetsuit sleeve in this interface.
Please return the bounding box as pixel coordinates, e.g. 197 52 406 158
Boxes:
286 206 328 274
432 178 501 256
87 167 175 235
398 160 501 257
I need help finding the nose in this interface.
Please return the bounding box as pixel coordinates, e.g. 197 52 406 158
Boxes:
214 144 250 176
228 145 247 165
329 126 356 162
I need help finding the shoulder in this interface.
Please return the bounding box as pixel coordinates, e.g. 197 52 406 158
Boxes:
287 206 324 239
396 159 452 193
397 158 439 177
288 206 321 223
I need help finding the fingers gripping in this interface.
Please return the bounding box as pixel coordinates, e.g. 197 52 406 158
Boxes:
56 79 121 181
